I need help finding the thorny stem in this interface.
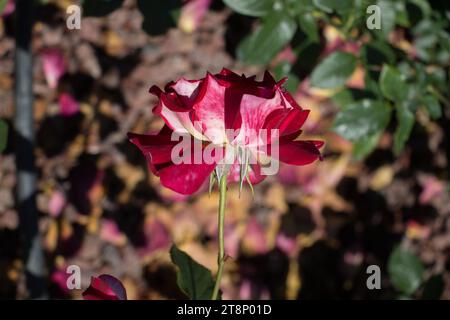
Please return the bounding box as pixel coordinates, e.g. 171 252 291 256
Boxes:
211 172 227 300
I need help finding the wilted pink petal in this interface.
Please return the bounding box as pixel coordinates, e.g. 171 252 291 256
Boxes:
419 175 445 204
178 0 212 33
275 46 297 64
275 233 297 257
41 48 66 89
238 280 252 300
138 218 171 256
100 219 125 245
48 190 66 218
59 93 79 117
83 274 127 300
50 268 70 294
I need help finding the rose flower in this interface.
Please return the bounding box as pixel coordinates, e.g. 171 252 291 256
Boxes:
128 69 323 195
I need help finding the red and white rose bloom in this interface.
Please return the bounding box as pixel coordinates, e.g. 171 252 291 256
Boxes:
128 69 323 195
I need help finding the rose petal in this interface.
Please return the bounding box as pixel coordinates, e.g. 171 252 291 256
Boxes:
276 140 323 165
59 93 79 117
127 126 177 166
82 274 127 300
191 73 229 144
129 125 225 195
234 92 283 146
41 48 66 89
152 84 207 141
48 190 66 218
264 108 309 137
178 0 212 33
158 161 218 195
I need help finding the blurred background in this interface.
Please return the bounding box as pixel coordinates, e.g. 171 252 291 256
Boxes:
0 0 449 299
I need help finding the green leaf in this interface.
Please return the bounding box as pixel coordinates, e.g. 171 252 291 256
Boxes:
393 103 415 155
137 0 182 36
223 0 274 17
379 65 408 102
422 95 442 120
422 274 444 300
364 69 383 97
82 0 124 17
332 88 377 109
333 99 391 141
388 247 424 295
332 90 355 108
310 51 357 89
362 42 395 66
352 131 382 160
407 0 431 24
395 2 410 27
288 0 316 12
237 13 297 65
298 13 319 42
170 245 216 300
0 119 8 153
313 0 353 13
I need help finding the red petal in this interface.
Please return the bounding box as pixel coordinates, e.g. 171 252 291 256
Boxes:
281 90 303 109
128 126 225 194
127 127 176 170
159 161 218 195
276 140 324 166
262 70 277 86
82 275 127 300
191 73 228 143
234 92 284 145
264 108 310 137
167 78 202 109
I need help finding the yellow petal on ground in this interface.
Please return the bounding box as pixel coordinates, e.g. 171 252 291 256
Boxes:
370 165 394 191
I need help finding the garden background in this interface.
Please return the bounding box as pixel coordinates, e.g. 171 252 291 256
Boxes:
0 0 449 299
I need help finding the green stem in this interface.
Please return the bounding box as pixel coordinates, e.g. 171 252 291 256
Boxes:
211 172 227 300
